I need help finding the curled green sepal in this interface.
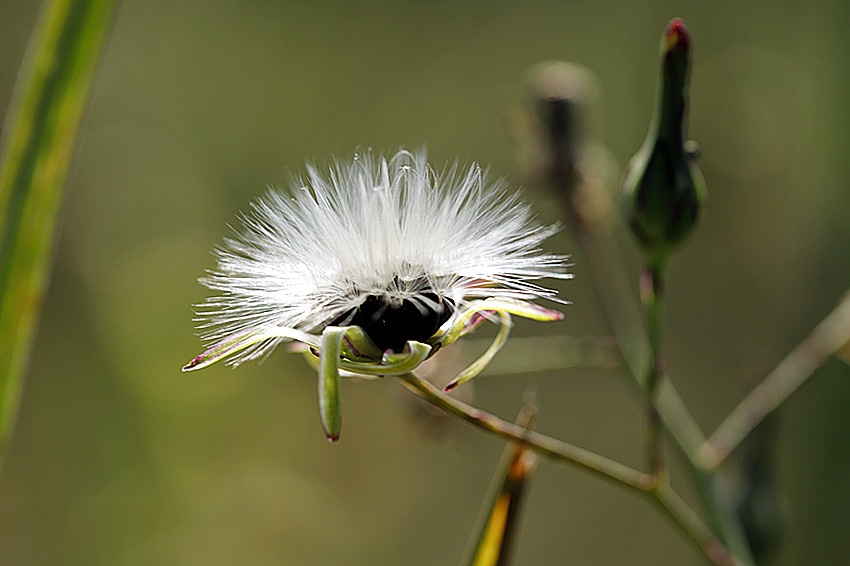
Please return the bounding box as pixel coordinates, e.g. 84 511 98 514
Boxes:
312 327 435 441
431 298 562 391
302 335 433 378
308 326 432 442
337 325 384 361
182 326 320 372
444 311 513 392
318 326 347 442
434 298 563 350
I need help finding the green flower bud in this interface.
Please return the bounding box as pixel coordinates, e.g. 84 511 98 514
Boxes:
622 18 706 265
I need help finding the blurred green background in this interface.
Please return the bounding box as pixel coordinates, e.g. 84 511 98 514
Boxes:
1 0 849 564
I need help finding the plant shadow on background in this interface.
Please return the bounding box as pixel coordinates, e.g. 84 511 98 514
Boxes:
1 1 850 565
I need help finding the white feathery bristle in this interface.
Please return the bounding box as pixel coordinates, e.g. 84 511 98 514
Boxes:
196 148 570 364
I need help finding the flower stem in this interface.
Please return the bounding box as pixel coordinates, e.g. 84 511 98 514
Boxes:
637 264 756 564
552 154 752 564
641 263 667 483
397 371 650 491
649 483 741 566
700 290 850 469
398 371 737 565
567 203 707 463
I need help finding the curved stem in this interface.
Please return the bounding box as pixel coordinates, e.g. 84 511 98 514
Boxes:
571 213 706 463
650 484 742 566
398 371 736 565
552 158 751 563
639 265 755 565
700 290 850 469
398 371 649 491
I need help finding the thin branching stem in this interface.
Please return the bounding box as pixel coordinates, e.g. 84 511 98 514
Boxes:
567 203 707 464
398 371 650 491
700 290 850 469
397 371 736 565
649 484 742 566
641 263 667 483
548 152 757 563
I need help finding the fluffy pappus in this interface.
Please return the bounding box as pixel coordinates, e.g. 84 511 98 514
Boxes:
191 148 570 366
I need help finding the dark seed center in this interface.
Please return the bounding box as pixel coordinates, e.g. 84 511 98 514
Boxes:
330 292 455 353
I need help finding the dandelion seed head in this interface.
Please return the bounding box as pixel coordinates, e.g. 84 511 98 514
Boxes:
195 148 570 364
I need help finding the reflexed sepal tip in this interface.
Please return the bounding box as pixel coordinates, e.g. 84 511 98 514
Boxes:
443 311 512 392
439 298 563 392
182 326 319 372
318 327 347 442
622 18 706 264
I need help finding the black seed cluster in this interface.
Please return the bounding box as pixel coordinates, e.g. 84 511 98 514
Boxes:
331 292 454 352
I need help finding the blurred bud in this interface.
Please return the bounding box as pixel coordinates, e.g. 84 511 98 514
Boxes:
622 18 706 265
526 61 588 193
727 414 787 562
512 62 615 235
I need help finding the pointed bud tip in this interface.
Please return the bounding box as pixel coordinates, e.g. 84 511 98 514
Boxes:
182 358 201 372
326 433 340 443
443 380 459 392
622 16 704 259
665 18 691 53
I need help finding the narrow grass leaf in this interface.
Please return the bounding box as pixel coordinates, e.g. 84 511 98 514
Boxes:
0 0 116 464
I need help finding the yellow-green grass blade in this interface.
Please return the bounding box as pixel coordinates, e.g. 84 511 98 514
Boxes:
0 0 116 463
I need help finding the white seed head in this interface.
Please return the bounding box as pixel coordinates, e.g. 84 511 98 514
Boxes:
195 149 570 364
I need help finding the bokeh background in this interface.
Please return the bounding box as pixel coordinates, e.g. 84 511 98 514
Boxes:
1 1 849 564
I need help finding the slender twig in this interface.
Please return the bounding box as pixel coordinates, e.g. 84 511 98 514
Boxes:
564 181 757 562
468 334 621 376
568 197 707 463
641 264 667 482
700 290 850 469
398 371 650 491
577 231 650 380
517 61 749 564
649 484 741 566
550 144 757 564
398 371 736 565
639 263 754 564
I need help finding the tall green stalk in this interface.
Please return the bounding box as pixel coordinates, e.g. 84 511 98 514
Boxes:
0 0 116 466
641 262 667 482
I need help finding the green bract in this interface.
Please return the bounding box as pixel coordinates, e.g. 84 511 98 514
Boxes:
622 18 706 266
184 297 563 441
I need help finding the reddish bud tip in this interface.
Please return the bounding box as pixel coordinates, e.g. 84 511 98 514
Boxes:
444 380 459 392
665 18 691 53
